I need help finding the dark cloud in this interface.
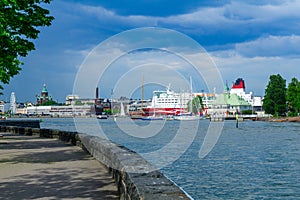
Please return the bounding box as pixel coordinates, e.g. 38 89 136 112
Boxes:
3 0 300 102
69 0 230 17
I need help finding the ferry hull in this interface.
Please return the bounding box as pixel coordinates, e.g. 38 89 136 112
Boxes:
142 108 185 116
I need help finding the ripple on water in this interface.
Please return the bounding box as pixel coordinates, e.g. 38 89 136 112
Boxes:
41 119 300 200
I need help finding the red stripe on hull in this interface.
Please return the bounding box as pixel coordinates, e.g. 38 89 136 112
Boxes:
142 108 186 116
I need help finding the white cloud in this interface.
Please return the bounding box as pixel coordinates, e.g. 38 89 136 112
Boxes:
235 35 300 57
67 0 300 98
222 1 300 22
74 1 300 49
165 7 228 26
78 1 300 28
77 4 159 27
211 51 300 96
32 0 300 100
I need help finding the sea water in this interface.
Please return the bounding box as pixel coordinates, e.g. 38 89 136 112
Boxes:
40 118 300 199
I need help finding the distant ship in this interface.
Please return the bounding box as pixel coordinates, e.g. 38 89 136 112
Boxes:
97 112 108 119
140 78 263 118
142 85 192 117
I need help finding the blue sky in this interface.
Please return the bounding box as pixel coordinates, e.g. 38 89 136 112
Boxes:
3 0 300 102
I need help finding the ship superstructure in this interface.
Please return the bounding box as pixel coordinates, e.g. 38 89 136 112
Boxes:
230 78 263 110
142 85 193 116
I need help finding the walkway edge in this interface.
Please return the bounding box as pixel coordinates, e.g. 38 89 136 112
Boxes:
0 125 191 200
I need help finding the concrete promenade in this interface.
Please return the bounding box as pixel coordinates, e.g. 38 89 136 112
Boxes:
0 132 119 200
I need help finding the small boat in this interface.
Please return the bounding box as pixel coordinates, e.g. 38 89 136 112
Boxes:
174 113 200 121
97 112 108 119
174 77 201 121
130 114 143 120
141 115 164 121
165 115 175 121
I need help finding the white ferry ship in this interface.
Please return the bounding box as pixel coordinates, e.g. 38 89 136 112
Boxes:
142 85 193 116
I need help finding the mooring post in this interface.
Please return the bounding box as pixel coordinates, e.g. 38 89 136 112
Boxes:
235 113 239 128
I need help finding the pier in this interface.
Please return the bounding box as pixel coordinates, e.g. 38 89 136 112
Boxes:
210 114 258 122
0 123 191 200
0 132 119 199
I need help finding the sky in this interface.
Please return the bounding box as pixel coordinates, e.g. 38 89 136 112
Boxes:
3 0 300 102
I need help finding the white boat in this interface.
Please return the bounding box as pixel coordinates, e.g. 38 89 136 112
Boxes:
141 94 164 120
120 102 126 116
141 116 164 121
174 77 201 121
97 112 108 119
165 115 175 121
114 102 127 118
174 114 200 121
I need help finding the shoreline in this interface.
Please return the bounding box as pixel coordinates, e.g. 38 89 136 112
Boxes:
0 124 191 200
257 116 300 123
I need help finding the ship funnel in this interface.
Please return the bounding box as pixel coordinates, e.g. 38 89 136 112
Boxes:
96 87 99 99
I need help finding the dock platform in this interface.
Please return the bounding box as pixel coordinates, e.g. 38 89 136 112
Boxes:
0 132 119 199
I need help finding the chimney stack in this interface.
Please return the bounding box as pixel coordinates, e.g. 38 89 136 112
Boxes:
96 87 99 99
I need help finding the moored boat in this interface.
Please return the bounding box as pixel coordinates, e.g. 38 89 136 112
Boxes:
174 114 201 121
97 112 108 119
141 116 164 121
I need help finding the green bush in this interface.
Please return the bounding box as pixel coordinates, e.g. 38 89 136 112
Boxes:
288 111 298 117
242 110 253 115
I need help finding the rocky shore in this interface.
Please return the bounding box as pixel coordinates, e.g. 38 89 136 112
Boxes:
257 116 300 122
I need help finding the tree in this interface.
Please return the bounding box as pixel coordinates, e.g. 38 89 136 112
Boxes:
75 100 84 105
0 0 54 92
41 100 57 106
263 74 287 116
188 95 204 114
286 77 300 116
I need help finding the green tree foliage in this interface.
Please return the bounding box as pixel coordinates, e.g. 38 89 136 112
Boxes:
188 95 204 114
286 77 300 116
0 0 54 92
263 74 287 116
75 100 84 105
41 100 56 106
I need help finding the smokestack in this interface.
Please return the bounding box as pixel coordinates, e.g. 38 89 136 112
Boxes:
96 87 99 99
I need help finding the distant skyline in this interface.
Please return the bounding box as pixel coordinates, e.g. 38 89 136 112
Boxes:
3 0 300 102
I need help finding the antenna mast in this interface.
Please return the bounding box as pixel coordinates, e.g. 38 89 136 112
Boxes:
142 76 144 113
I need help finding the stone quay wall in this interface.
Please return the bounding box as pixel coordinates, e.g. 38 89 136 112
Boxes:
0 120 40 128
0 125 191 200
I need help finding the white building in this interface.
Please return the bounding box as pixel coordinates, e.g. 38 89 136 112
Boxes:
0 103 5 114
27 106 52 115
193 92 216 114
65 94 80 105
10 92 16 114
229 78 263 111
26 105 92 116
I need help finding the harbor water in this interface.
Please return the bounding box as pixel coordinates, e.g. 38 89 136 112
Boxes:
40 118 300 199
